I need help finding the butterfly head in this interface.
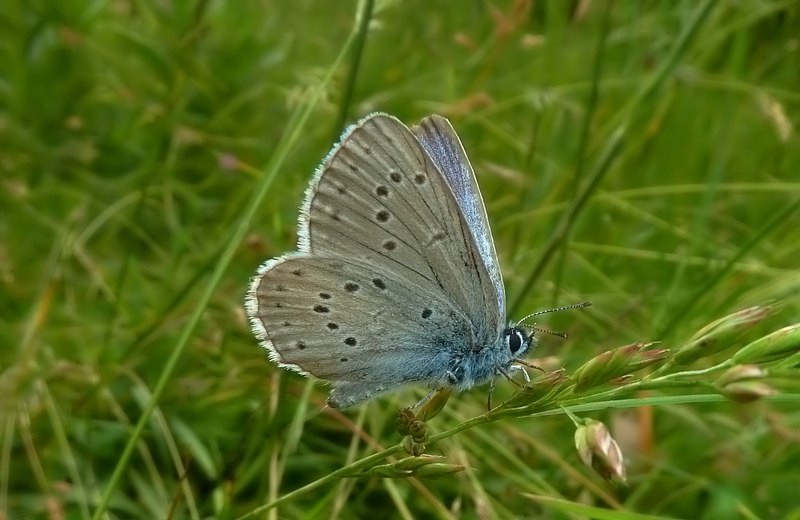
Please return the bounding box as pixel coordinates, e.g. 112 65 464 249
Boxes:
503 325 536 360
506 302 593 362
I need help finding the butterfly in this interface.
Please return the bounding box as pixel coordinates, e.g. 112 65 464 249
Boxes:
246 113 570 408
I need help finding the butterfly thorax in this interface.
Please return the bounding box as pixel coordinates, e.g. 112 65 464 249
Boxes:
444 325 535 390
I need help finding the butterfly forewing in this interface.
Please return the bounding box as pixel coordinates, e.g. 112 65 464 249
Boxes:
302 114 503 341
411 115 506 317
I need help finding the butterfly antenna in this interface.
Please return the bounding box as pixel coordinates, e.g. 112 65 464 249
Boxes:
515 301 592 328
533 326 568 339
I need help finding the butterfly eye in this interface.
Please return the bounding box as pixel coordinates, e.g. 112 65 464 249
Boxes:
508 329 524 354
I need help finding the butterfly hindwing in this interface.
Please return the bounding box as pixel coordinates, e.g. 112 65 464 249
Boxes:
248 254 474 407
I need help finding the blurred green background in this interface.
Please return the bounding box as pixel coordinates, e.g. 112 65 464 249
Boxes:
2 1 799 518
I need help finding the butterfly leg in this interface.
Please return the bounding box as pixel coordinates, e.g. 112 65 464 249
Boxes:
412 389 437 410
446 369 460 385
496 366 526 388
508 364 531 383
515 358 546 374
